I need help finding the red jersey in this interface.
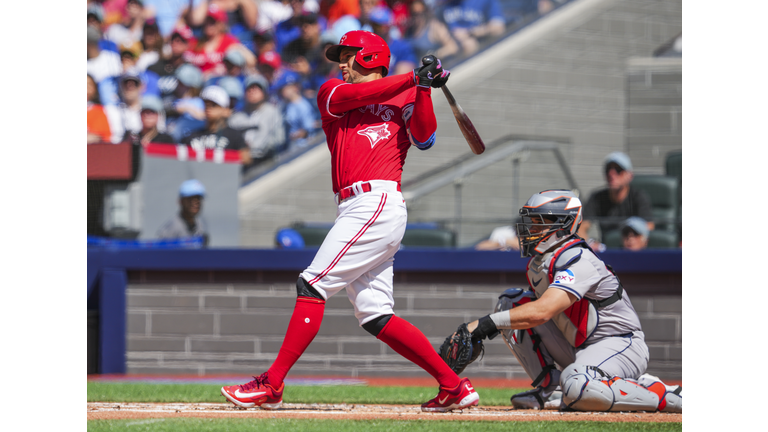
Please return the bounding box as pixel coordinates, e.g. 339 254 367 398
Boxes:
183 34 239 73
317 75 419 193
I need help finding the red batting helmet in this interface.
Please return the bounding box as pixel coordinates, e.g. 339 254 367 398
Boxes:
325 30 391 76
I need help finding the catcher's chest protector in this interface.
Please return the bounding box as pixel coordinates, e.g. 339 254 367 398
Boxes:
528 239 622 347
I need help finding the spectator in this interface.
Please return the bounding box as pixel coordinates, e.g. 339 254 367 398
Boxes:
156 179 210 246
119 42 162 97
122 95 175 146
368 6 417 75
282 12 326 72
385 0 411 36
474 225 520 251
330 0 379 39
87 26 122 84
184 5 256 77
104 73 145 143
217 76 246 110
147 25 196 78
88 5 121 54
577 152 655 245
136 19 164 71
275 228 305 248
87 74 113 144
166 63 207 141
275 1 328 53
621 216 650 251
255 0 295 34
205 50 248 87
143 0 208 38
103 0 146 48
319 0 360 27
201 0 260 51
304 31 343 102
274 71 318 151
257 50 284 85
403 0 459 59
229 75 287 168
441 0 506 56
253 30 278 56
181 85 252 164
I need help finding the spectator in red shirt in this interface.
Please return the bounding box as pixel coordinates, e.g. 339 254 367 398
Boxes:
184 5 256 77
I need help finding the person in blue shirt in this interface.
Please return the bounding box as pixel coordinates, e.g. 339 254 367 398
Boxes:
439 0 506 55
274 71 318 151
368 6 418 76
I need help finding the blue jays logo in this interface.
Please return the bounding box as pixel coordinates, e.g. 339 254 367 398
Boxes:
553 269 575 284
357 123 391 148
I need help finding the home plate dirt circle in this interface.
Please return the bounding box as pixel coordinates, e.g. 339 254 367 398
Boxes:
87 402 682 423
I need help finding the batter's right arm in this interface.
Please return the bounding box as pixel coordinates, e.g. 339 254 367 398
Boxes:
321 74 415 117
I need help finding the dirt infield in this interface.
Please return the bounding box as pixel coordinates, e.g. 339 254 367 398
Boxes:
87 402 682 423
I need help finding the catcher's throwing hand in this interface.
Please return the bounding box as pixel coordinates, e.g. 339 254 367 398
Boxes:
439 323 485 374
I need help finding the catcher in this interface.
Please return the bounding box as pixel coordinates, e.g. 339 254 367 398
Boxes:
439 189 682 412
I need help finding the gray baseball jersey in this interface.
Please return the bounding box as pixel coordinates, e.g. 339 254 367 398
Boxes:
526 238 642 345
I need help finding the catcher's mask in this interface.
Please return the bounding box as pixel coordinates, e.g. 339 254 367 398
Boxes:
516 189 582 257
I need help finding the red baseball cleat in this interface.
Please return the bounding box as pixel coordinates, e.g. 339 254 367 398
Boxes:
421 377 479 412
221 372 284 409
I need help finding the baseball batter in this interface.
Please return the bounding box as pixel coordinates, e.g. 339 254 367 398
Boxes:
450 190 682 412
221 30 478 412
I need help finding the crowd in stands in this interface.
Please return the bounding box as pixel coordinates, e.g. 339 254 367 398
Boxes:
87 0 565 175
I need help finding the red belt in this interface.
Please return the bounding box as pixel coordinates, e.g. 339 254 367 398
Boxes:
337 182 401 202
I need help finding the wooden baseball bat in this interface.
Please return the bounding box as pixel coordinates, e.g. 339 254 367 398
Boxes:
441 85 486 155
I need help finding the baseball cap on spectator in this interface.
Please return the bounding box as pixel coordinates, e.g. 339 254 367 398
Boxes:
604 152 633 172
171 24 195 42
143 19 159 34
273 70 301 93
621 217 649 238
224 50 246 67
258 50 282 71
141 95 164 113
299 12 319 25
87 27 100 46
368 6 394 25
120 42 143 58
179 179 206 198
217 76 244 101
275 228 305 249
201 85 230 108
321 30 338 46
175 64 204 88
207 4 228 23
245 74 270 92
87 4 104 23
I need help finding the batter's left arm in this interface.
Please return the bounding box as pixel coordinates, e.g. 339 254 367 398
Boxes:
405 87 437 150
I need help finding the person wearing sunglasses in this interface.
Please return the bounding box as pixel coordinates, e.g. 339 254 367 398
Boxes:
577 152 654 249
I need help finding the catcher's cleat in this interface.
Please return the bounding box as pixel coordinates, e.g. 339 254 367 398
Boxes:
221 372 284 409
421 377 479 412
510 387 562 410
635 373 682 413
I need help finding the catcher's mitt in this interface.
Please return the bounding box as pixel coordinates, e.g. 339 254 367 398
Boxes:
439 323 484 374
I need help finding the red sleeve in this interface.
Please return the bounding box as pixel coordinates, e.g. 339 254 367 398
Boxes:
318 73 415 120
408 86 437 143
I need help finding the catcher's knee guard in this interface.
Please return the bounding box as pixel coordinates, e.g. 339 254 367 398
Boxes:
560 364 674 412
496 288 575 390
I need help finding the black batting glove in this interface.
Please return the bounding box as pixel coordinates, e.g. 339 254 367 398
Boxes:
413 55 444 88
430 69 450 88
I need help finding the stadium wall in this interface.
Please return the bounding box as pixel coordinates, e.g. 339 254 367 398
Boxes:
87 248 682 380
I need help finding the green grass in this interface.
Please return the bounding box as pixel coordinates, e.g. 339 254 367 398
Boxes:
87 418 682 432
87 382 525 406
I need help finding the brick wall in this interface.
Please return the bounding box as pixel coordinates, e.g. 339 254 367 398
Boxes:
126 274 681 380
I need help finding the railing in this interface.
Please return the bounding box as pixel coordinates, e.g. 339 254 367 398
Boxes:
401 135 577 246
